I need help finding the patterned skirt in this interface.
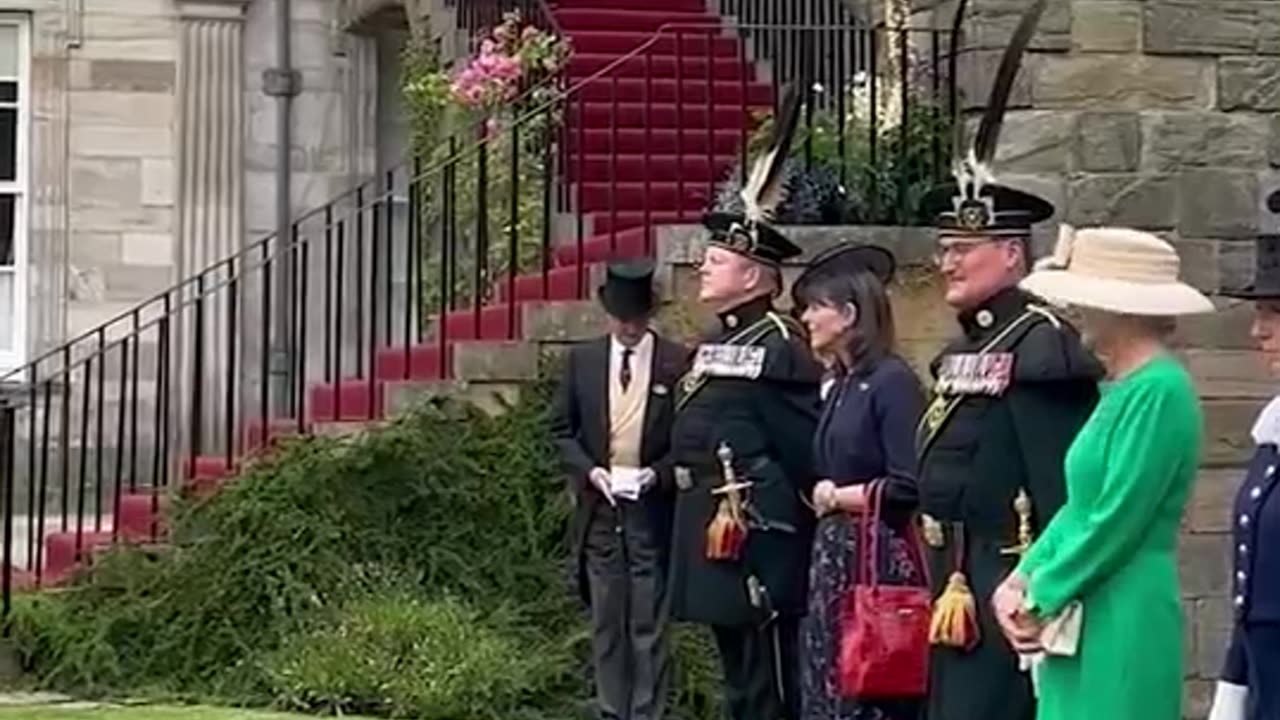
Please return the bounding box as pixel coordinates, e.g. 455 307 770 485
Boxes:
800 512 925 720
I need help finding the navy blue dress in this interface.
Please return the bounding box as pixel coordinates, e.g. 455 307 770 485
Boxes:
800 354 926 720
1223 442 1280 720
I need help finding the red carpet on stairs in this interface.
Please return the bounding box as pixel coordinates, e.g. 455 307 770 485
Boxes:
170 1 770 540
29 0 772 587
277 1 768 414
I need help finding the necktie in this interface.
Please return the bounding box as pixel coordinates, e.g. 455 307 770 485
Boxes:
620 347 633 391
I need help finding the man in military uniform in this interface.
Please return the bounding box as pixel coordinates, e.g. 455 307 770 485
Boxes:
916 3 1101 719
667 210 822 720
918 178 1101 720
666 84 821 720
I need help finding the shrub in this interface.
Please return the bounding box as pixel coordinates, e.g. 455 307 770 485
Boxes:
264 593 547 719
6 372 722 719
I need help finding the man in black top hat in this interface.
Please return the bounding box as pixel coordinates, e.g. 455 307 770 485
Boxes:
551 260 689 720
915 2 1103 719
666 83 823 720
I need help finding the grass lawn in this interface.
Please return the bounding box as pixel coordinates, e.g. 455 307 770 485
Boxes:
0 704 375 720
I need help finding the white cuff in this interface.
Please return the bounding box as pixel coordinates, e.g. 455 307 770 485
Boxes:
1207 681 1248 720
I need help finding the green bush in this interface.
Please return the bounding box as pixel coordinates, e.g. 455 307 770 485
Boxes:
264 593 545 719
5 373 722 719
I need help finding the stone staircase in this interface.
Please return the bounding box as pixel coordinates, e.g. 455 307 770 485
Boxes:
22 0 779 584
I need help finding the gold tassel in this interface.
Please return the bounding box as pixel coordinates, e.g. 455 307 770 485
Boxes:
705 498 747 561
929 571 979 651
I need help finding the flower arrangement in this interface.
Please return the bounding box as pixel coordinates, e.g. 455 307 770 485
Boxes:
448 12 571 113
400 11 573 314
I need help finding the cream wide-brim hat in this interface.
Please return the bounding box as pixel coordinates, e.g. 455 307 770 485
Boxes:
1019 226 1214 316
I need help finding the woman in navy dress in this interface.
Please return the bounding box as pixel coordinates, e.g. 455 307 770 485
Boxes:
1212 221 1280 720
792 243 927 720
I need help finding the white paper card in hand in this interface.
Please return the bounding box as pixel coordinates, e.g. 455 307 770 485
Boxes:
610 466 643 501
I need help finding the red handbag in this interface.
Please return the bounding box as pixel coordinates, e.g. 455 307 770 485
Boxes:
836 479 932 699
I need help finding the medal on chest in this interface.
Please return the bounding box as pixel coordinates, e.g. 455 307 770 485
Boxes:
692 343 766 379
934 352 1014 397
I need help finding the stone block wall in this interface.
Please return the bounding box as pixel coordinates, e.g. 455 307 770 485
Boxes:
935 0 1280 299
13 0 378 350
11 0 181 347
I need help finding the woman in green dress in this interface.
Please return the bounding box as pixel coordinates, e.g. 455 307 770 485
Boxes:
990 226 1215 720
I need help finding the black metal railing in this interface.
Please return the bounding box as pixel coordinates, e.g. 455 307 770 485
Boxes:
0 17 955 613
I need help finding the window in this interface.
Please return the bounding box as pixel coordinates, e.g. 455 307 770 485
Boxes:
0 15 27 371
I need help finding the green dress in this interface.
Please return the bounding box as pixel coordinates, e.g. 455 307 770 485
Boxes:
1016 354 1201 720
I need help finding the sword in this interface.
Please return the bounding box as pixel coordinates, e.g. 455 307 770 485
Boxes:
706 442 753 561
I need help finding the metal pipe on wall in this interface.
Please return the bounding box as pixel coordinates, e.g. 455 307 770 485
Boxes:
266 0 299 415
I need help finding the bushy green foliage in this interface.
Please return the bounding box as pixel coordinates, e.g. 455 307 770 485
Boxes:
6 376 722 718
264 593 544 718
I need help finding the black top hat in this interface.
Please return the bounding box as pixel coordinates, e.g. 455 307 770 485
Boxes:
791 242 896 308
925 181 1056 238
703 211 804 266
598 259 657 321
1222 189 1280 299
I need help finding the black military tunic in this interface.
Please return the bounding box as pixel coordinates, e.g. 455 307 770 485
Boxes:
918 286 1102 720
668 294 822 720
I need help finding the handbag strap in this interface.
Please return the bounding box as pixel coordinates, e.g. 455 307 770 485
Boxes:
856 479 933 590
857 479 886 588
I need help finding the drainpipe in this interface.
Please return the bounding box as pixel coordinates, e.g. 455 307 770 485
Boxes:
264 0 300 415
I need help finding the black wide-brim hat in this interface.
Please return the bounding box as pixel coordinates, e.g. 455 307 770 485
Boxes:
923 181 1056 237
791 242 896 307
597 259 657 321
703 211 803 266
1221 190 1280 300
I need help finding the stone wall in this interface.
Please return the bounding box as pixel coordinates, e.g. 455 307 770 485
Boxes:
935 0 1280 298
16 0 379 347
15 0 180 348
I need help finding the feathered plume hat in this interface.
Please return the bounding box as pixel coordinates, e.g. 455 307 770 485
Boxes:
926 0 1055 239
702 84 805 266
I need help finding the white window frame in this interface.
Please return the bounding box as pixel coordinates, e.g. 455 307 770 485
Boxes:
0 13 29 373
